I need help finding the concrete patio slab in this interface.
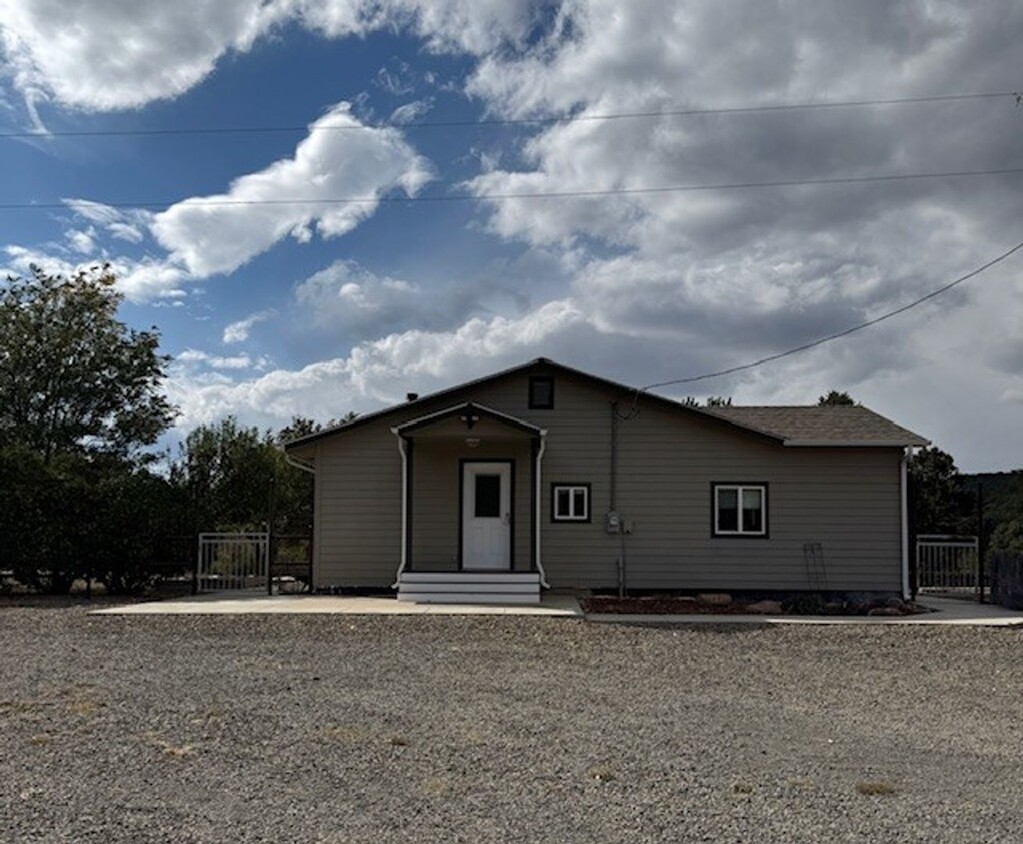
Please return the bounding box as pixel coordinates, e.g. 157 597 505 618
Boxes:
584 595 1023 626
89 592 582 617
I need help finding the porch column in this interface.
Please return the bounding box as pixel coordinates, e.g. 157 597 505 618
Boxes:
534 429 550 588
391 429 411 586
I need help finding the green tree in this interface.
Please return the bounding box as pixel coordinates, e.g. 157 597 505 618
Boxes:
0 265 175 461
909 447 972 535
0 266 177 593
818 390 855 406
990 514 1023 552
170 415 335 537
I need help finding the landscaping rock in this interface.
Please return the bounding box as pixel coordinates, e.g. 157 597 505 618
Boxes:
867 606 903 616
696 592 732 606
884 597 906 609
746 599 783 615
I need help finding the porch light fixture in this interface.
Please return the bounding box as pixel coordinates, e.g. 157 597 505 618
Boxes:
465 437 481 448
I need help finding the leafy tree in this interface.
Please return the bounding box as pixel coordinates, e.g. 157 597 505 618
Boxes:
909 446 973 535
0 265 175 461
171 417 277 534
990 514 1023 552
170 415 337 537
818 390 855 406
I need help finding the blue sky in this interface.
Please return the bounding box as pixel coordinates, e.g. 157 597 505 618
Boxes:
1 0 1022 471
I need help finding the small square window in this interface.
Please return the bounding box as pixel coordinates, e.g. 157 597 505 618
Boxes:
712 484 767 537
552 483 589 522
474 474 501 518
529 376 554 409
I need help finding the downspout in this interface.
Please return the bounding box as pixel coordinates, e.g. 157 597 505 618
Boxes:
391 429 409 588
900 448 910 601
535 430 550 588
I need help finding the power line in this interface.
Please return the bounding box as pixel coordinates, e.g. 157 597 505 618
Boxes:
1 90 1017 140
5 166 1023 212
642 239 1023 390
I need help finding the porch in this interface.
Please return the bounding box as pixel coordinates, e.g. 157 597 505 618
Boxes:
391 402 549 603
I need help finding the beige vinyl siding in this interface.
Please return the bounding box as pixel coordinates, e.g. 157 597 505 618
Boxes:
313 422 402 587
410 438 532 572
612 400 901 591
309 367 904 593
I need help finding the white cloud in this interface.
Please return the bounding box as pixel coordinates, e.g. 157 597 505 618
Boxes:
65 228 95 255
166 299 586 428
389 98 432 125
1 244 188 302
223 310 275 344
0 0 286 112
5 105 432 303
149 102 433 278
0 0 543 112
177 349 255 370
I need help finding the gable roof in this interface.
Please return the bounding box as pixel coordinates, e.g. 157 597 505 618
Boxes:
283 357 928 450
703 405 930 447
392 402 546 436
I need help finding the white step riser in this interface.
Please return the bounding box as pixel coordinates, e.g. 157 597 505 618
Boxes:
397 592 540 605
399 582 539 594
399 573 540 585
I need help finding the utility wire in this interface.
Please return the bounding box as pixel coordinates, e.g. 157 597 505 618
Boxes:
5 166 1023 212
0 90 1017 140
642 239 1023 390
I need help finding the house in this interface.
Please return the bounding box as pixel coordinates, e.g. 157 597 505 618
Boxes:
284 358 929 603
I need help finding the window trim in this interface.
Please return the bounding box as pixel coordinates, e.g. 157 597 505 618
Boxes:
528 375 555 410
711 482 769 538
551 482 591 523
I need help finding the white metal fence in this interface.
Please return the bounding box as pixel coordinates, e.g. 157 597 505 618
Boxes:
915 534 979 593
197 532 269 593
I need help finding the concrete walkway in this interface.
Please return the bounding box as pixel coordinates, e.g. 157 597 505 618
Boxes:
90 592 583 617
585 595 1023 627
90 592 1022 626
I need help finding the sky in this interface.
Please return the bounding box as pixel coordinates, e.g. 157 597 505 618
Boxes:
0 0 1021 472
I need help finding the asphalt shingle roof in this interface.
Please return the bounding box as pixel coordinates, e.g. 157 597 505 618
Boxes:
703 405 930 447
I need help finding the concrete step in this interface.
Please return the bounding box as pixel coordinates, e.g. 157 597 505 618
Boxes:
399 572 541 585
396 591 541 605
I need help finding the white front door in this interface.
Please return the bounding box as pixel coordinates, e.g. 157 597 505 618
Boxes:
462 462 512 570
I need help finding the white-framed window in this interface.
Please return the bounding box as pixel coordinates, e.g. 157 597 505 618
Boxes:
552 483 590 522
713 484 767 536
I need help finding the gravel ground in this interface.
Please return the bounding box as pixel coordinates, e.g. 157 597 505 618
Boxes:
1 598 1021 843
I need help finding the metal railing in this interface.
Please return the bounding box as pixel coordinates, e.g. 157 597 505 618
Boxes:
196 532 270 593
915 534 980 595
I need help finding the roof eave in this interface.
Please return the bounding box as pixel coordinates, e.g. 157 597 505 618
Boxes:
783 438 931 448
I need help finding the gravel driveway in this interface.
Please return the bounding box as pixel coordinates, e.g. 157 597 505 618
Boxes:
1 599 1021 843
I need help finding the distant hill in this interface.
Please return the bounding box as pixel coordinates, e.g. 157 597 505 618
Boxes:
962 471 1023 522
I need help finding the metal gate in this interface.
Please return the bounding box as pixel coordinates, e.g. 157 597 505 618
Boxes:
196 532 270 593
915 534 980 595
